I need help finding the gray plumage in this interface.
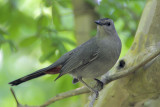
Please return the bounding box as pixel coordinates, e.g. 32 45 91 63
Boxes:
55 18 121 79
9 18 121 95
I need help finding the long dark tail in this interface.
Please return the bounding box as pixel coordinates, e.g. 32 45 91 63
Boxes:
9 68 47 86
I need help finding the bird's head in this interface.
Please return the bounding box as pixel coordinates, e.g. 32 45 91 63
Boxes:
95 18 116 36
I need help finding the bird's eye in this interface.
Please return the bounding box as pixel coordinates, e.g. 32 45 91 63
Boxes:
106 22 111 26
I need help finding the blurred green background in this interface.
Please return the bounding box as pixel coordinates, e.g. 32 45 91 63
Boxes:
0 0 145 107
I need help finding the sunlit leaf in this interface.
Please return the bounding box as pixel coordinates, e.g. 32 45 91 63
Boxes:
43 0 53 7
0 27 8 35
52 2 61 30
19 36 38 47
58 43 67 54
60 37 76 46
125 35 134 48
8 40 17 52
39 49 56 63
37 15 50 29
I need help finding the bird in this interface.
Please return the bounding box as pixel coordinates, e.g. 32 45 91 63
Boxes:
9 18 121 97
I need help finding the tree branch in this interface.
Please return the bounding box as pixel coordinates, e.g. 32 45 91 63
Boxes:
103 48 160 84
39 87 89 107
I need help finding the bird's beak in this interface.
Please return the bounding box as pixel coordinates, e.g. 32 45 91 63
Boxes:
95 20 102 25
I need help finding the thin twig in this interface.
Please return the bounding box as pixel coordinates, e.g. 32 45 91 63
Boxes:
10 88 20 105
39 87 89 107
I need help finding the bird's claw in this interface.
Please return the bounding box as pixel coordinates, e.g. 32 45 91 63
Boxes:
92 89 99 98
94 79 104 91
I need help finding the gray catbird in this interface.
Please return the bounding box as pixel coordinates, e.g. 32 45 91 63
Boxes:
9 18 121 97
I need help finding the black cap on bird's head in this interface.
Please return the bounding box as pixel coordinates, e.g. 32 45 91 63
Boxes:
95 18 112 26
95 18 117 35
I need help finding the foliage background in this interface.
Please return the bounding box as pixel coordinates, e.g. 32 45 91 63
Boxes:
0 0 145 107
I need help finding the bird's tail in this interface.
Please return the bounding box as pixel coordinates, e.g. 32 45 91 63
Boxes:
9 68 47 86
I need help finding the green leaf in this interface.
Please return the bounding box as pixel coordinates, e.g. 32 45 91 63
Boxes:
125 36 134 48
52 2 61 30
19 36 38 47
0 27 8 35
60 37 76 46
8 40 17 52
39 49 56 63
58 43 67 54
40 35 57 62
43 0 53 7
0 34 5 42
37 15 50 28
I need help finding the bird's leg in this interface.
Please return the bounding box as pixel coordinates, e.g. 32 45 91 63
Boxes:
94 79 104 91
72 78 79 84
78 77 99 98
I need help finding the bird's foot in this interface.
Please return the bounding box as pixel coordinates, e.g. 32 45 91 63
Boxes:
94 79 104 91
72 78 79 84
78 77 100 98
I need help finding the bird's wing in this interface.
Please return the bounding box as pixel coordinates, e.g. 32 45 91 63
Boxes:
59 37 99 76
